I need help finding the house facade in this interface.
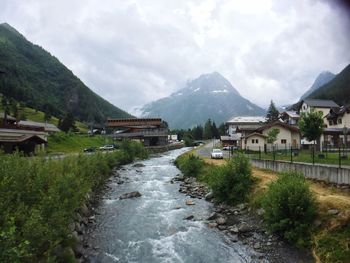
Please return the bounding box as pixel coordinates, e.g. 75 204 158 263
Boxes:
243 122 301 151
225 116 266 148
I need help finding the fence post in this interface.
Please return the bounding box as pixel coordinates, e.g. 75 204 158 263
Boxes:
290 145 293 163
339 146 341 168
259 146 261 160
312 146 315 165
273 145 275 161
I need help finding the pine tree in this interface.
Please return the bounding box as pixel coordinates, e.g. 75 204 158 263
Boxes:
203 119 213 139
266 100 279 123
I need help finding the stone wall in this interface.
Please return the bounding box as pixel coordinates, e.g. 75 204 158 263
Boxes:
250 159 350 185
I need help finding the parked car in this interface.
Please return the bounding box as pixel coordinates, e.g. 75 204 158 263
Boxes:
99 145 115 151
83 147 96 153
211 149 223 159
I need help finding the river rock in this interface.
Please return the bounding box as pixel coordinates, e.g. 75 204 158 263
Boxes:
218 225 227 230
205 191 214 201
253 242 261 249
80 203 89 217
238 223 252 233
207 212 217 221
256 208 265 216
184 215 194 220
216 217 227 225
133 163 145 167
119 191 142 199
208 222 218 228
186 200 195 205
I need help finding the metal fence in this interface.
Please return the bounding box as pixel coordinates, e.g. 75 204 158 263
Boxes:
242 143 350 168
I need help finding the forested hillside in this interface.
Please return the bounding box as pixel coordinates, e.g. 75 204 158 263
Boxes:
0 23 131 124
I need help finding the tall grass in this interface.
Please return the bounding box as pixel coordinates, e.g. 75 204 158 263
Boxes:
0 141 147 262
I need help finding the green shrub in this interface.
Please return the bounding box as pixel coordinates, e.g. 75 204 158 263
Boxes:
209 154 254 205
175 154 204 177
262 171 317 247
0 141 147 262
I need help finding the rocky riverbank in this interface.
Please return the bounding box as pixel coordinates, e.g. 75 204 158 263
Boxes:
172 175 314 263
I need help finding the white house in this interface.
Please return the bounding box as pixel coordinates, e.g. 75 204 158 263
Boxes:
242 122 301 151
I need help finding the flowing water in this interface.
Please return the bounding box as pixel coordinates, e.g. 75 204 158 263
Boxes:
85 148 256 263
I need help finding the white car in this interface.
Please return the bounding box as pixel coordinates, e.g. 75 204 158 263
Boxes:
99 145 115 151
211 149 223 159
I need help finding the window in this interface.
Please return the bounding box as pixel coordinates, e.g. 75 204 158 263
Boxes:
251 139 255 144
338 118 342 124
281 139 287 144
255 139 259 144
329 120 333 126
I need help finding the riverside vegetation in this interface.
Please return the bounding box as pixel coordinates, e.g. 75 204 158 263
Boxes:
175 153 350 262
0 140 148 262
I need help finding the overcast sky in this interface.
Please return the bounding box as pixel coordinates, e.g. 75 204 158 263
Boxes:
1 0 350 114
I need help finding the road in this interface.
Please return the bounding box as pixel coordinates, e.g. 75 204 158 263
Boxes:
195 139 231 159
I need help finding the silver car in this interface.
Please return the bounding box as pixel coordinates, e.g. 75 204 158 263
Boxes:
211 149 223 159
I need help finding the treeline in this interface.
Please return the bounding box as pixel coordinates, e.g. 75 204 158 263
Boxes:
171 119 226 145
0 141 148 262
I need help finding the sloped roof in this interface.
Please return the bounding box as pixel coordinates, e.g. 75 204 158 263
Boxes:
303 99 339 108
0 134 47 143
227 116 266 123
255 121 300 133
280 111 300 118
0 112 16 121
243 132 267 139
18 120 60 132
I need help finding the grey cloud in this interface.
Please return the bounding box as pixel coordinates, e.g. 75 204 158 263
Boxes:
0 0 349 112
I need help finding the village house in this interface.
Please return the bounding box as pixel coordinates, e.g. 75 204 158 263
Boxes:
298 99 339 122
323 106 350 147
242 122 301 151
106 118 168 146
0 112 48 154
224 116 266 149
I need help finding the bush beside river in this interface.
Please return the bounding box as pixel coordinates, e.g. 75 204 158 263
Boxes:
0 141 147 262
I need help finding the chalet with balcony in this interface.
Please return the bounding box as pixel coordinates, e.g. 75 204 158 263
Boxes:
106 118 168 146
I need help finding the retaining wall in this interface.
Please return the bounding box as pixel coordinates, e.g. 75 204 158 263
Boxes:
250 159 350 185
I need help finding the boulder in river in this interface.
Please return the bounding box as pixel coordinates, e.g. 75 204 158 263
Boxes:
119 191 142 199
133 163 146 167
186 199 195 205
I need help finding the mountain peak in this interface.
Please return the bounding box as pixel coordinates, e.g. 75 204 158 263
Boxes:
141 72 265 129
184 71 240 96
300 70 335 100
0 23 22 36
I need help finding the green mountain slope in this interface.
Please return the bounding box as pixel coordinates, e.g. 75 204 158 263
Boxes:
141 72 265 129
307 64 350 106
0 23 131 123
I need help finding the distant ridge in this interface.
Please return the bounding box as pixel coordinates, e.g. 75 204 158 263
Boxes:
141 72 265 129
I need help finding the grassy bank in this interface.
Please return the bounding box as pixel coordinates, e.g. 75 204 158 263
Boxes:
175 153 350 262
0 141 148 262
47 133 113 154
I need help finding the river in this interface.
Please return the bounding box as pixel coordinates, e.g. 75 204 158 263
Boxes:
84 148 259 263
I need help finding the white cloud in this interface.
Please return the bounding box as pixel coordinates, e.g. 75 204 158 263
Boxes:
0 0 349 111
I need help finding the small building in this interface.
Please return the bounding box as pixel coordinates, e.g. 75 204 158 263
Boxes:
243 122 301 151
0 112 48 154
106 118 168 146
220 134 241 147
